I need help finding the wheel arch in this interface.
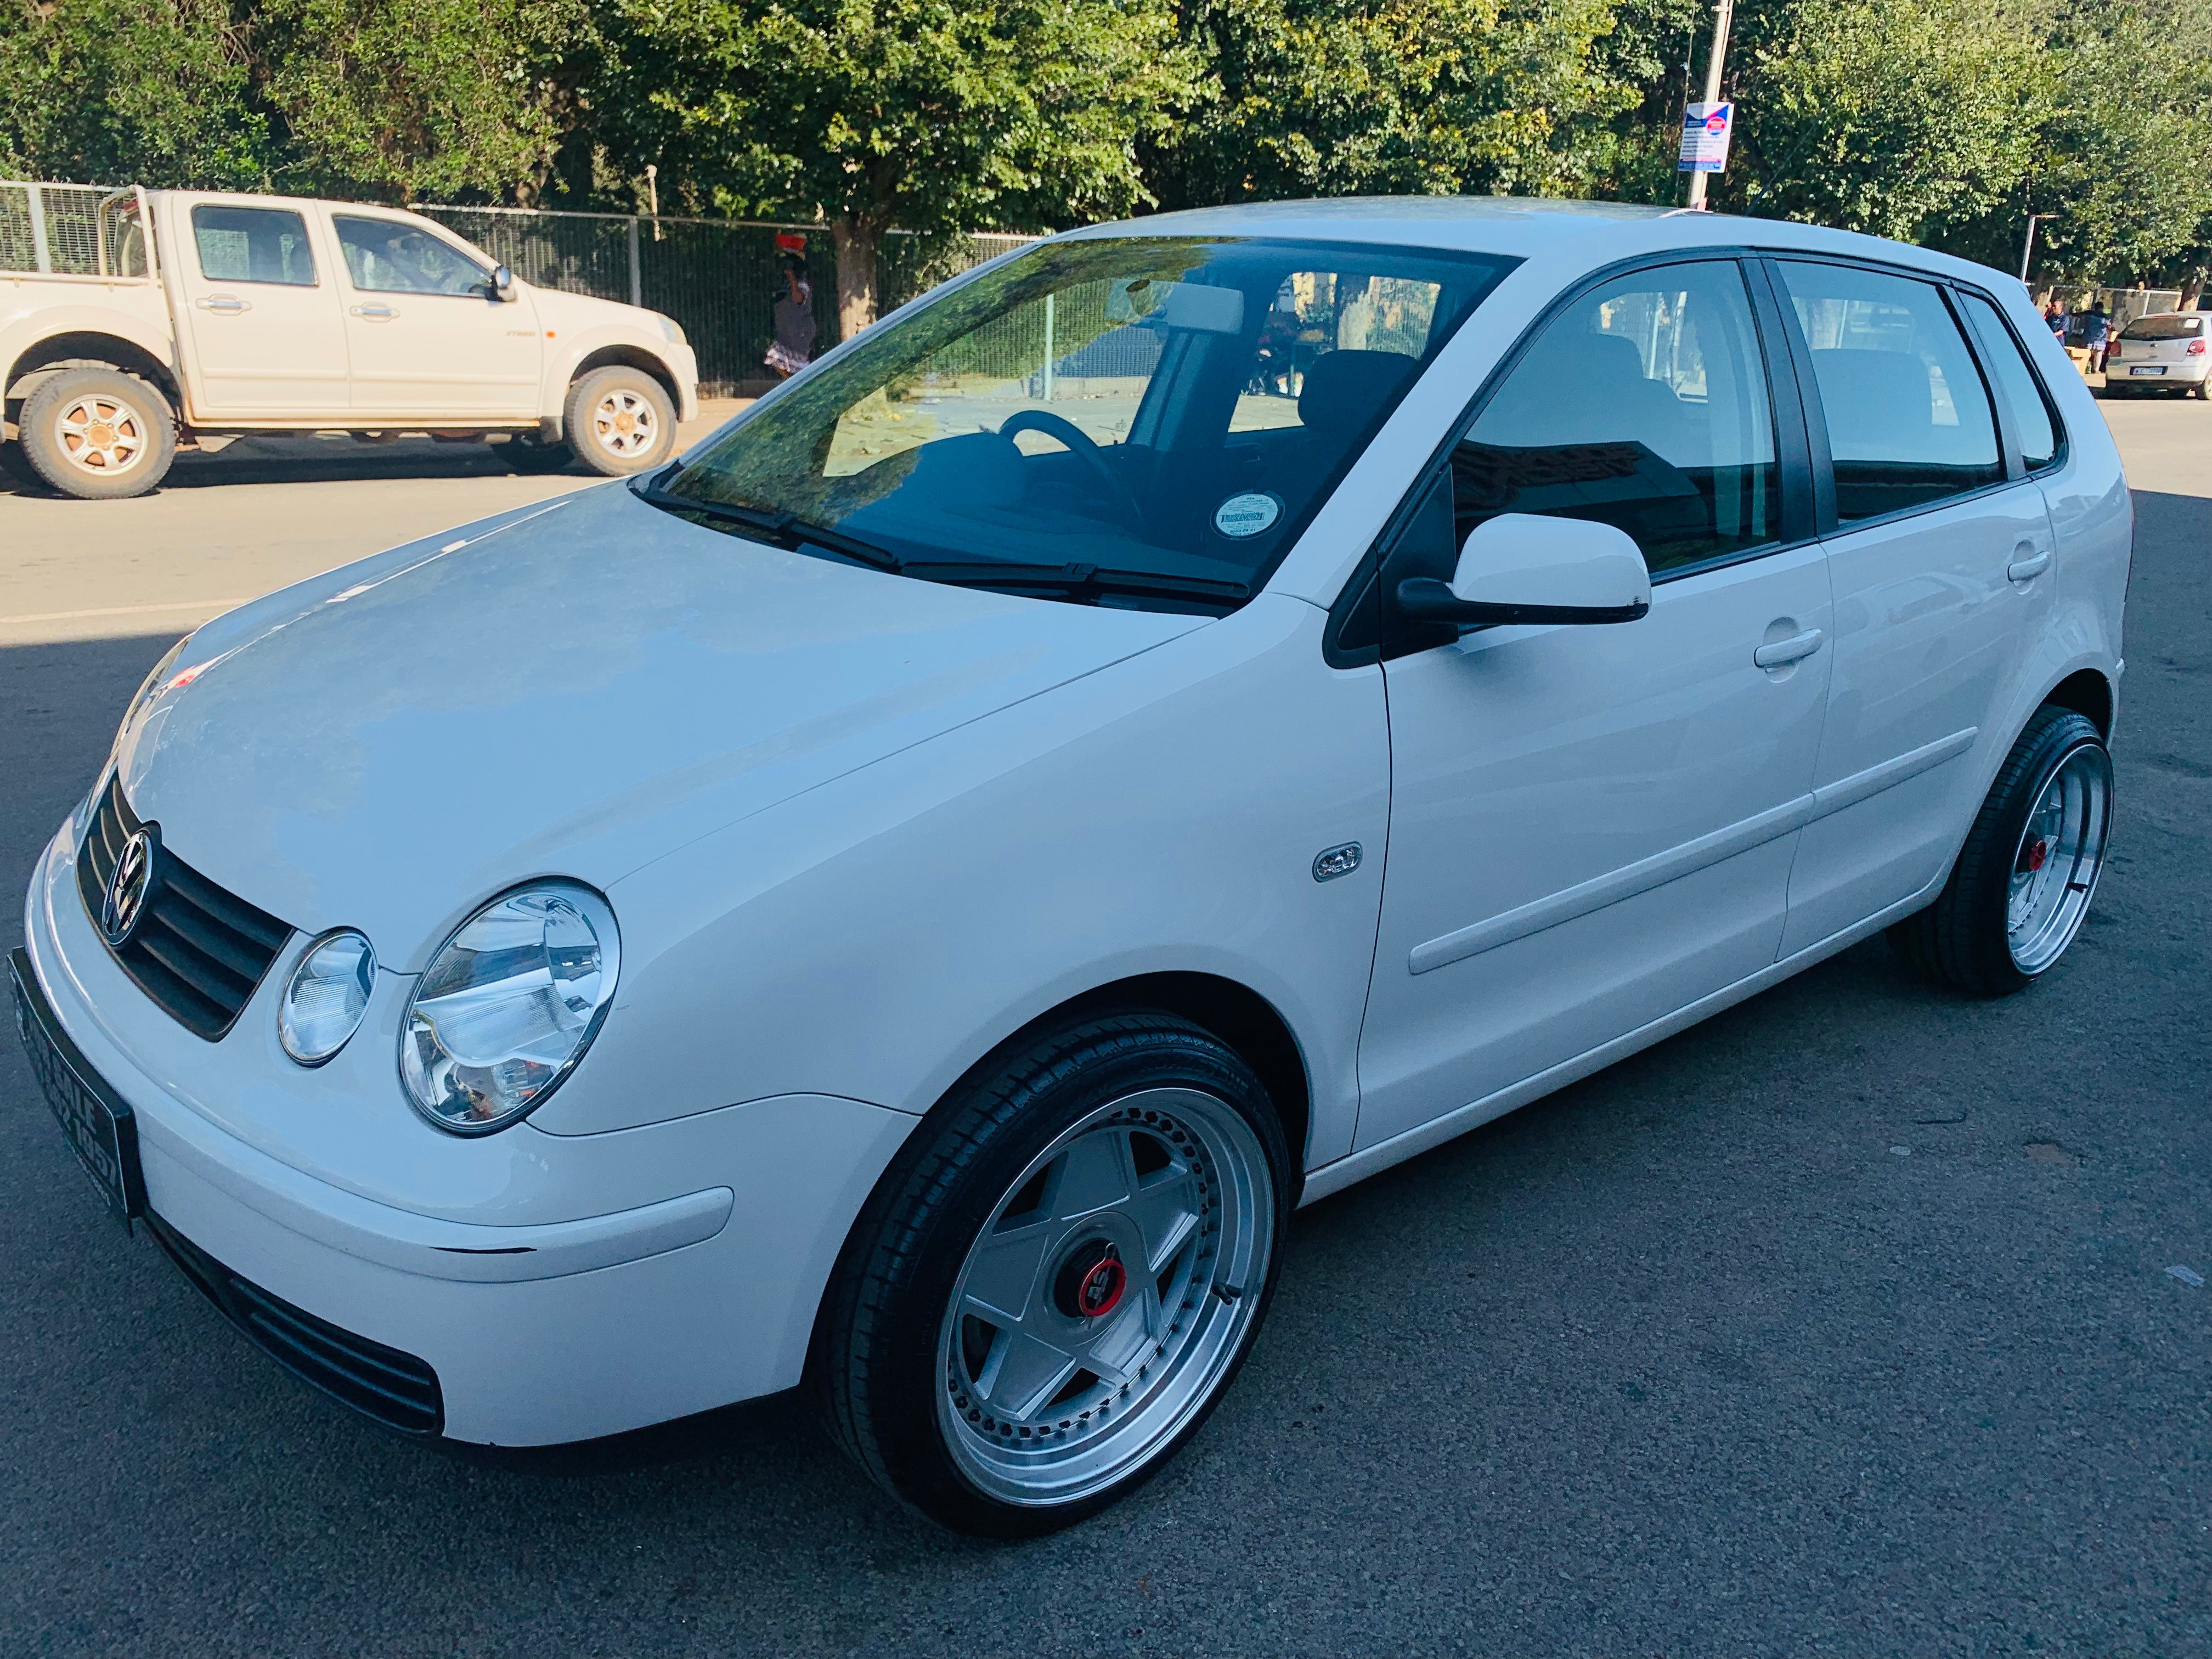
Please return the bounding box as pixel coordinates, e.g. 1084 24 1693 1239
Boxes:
4 329 183 411
2040 666 2113 737
565 345 682 415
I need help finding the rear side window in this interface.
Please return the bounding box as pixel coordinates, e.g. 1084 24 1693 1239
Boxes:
1454 259 1780 576
1778 262 2001 522
191 205 316 287
1957 291 2060 472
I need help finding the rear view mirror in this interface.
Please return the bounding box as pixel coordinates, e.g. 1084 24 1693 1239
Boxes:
1103 279 1245 335
1396 513 1651 627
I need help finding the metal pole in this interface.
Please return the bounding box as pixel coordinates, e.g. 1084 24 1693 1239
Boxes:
1042 292 1056 401
25 184 51 274
2018 214 2044 284
646 163 661 242
1684 0 1735 212
627 215 642 306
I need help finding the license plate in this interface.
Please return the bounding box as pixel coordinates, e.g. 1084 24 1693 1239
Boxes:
9 949 144 1222
2130 365 2166 376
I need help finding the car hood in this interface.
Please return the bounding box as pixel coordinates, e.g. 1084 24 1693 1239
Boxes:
117 484 1205 968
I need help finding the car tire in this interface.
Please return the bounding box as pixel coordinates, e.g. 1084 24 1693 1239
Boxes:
18 367 176 499
1888 705 2113 997
819 1012 1291 1537
564 366 675 477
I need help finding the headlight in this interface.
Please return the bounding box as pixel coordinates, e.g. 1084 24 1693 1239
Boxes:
279 930 376 1065
657 313 686 346
399 884 619 1135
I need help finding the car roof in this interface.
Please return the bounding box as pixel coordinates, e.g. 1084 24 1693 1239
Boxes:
1057 196 2017 292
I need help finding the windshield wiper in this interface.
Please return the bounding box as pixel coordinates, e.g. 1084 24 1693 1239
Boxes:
897 562 1249 606
630 482 901 571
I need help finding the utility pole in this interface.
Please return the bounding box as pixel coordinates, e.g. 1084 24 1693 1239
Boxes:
1683 0 1736 211
2017 213 2046 285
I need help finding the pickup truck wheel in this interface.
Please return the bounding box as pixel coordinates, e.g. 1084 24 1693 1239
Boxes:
566 366 675 477
20 368 176 499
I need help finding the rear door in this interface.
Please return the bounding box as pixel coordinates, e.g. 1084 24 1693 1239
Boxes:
1768 259 2057 956
170 198 350 418
329 211 542 418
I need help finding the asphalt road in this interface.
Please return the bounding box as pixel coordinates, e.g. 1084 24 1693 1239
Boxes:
1 408 2206 1657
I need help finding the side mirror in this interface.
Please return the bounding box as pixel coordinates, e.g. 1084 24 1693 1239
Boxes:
492 264 516 302
1396 513 1651 627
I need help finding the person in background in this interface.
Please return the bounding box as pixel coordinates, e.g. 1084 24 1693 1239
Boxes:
765 232 816 379
2044 299 2067 338
2083 301 2112 373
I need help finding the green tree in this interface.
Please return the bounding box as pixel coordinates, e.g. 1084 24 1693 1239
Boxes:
252 0 592 202
0 0 266 187
1147 0 1637 210
2012 0 2212 286
1722 0 2046 242
608 0 1199 335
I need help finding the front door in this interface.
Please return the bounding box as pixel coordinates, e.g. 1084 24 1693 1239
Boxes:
1768 261 2058 956
330 212 543 418
1356 258 1832 1154
171 200 351 418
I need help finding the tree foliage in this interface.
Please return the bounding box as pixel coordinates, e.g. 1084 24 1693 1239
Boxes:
610 0 1199 329
1147 0 1634 210
5 0 2210 297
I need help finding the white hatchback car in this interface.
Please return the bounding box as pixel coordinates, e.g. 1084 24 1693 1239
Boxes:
2101 308 2209 397
13 200 2128 1536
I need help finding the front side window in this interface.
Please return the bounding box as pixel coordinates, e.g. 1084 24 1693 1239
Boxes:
1454 259 1780 577
191 205 315 286
653 237 1514 613
1957 291 2059 472
1778 262 2002 522
334 215 492 297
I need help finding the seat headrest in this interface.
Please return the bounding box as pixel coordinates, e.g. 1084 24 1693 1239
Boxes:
1811 349 1933 453
1299 350 1417 446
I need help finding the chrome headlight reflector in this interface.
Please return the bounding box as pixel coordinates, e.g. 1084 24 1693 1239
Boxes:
399 884 619 1135
279 929 377 1065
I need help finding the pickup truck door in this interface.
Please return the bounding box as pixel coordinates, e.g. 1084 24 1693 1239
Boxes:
328 211 543 419
169 199 351 417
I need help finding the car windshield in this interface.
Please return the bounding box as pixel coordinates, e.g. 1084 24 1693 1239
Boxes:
2121 312 2204 341
650 236 1514 612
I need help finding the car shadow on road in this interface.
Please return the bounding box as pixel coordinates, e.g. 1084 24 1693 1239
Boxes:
1 431 578 498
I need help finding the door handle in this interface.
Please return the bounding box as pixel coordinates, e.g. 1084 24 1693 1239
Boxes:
196 295 250 314
1753 627 1825 669
351 303 398 319
2006 547 2052 583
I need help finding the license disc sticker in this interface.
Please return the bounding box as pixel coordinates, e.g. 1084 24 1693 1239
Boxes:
1214 492 1283 538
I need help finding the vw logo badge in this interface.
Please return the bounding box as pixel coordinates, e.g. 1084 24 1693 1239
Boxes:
102 827 157 947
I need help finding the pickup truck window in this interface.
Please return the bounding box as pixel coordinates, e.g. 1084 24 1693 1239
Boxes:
191 206 317 287
334 215 490 298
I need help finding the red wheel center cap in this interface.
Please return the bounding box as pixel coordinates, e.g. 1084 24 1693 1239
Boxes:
2023 838 2051 873
1057 1244 1127 1319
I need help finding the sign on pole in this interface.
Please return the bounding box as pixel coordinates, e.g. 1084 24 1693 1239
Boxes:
1678 102 1735 173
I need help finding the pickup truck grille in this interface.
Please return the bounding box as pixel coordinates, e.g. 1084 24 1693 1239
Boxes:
75 775 291 1040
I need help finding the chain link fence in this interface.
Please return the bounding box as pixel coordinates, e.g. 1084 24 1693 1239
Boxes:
1 181 152 279
416 205 1034 396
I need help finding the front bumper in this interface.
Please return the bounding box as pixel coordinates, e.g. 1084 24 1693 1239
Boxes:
19 823 914 1445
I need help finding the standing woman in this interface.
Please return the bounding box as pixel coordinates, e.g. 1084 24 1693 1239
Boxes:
765 232 817 379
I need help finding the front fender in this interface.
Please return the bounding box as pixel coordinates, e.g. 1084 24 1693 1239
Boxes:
554 594 1391 1171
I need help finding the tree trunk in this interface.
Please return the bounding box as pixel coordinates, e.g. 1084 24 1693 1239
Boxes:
832 216 882 341
2181 275 2205 312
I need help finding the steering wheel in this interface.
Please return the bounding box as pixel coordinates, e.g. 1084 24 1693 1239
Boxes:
998 409 1146 533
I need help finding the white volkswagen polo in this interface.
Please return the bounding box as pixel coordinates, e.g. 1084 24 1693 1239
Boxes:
13 199 2128 1535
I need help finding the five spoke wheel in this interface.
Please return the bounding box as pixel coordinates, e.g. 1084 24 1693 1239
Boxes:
939 1087 1268 1505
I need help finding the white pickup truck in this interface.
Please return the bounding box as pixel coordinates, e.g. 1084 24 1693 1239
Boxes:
2 183 699 498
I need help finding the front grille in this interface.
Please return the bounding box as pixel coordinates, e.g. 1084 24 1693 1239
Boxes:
145 1211 445 1437
76 775 290 1040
